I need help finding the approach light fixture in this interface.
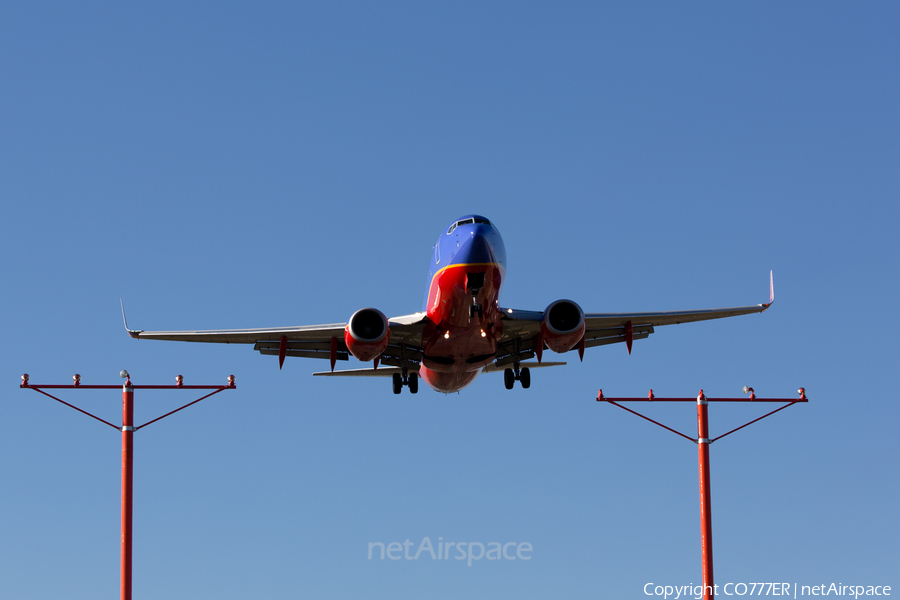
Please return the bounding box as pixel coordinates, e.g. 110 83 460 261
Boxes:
444 331 450 339
120 370 129 379
73 374 81 386
175 374 184 387
743 385 755 400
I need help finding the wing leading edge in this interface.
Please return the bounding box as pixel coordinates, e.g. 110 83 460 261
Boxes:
496 271 774 361
583 269 774 331
123 305 429 370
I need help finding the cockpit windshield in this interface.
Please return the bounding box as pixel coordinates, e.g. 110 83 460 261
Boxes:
447 217 491 234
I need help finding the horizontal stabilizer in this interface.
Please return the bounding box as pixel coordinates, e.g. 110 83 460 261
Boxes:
313 367 406 378
482 361 566 373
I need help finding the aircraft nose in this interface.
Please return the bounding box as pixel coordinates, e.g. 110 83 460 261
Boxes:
457 229 495 264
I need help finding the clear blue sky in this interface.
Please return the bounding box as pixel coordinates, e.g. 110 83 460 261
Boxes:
1 3 897 598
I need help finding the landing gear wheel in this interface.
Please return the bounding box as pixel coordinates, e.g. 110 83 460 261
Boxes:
520 367 531 389
504 368 515 390
392 373 402 394
408 372 418 394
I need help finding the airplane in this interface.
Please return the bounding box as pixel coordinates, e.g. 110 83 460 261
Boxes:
123 215 774 394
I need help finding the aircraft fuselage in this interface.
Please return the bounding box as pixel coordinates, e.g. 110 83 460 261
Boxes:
418 216 507 392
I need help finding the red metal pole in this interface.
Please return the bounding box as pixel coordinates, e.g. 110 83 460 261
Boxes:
20 375 234 598
697 390 714 599
121 381 134 600
599 389 806 600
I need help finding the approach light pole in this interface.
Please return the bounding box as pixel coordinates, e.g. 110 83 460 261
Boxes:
597 386 807 599
20 371 236 600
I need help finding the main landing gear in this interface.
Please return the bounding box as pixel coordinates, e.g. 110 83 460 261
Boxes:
392 371 418 394
503 367 530 390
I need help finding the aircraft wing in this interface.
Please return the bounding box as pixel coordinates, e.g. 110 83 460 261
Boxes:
494 271 774 364
123 303 429 369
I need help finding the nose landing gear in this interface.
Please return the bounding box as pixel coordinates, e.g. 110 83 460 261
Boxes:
466 272 485 320
468 303 483 319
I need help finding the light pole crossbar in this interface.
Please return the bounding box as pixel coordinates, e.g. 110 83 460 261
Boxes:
599 392 807 444
22 382 234 430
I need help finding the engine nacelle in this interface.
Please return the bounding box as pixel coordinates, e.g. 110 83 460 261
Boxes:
541 299 585 353
344 308 390 362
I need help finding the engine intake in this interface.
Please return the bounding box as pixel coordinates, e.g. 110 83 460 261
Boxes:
345 308 390 362
541 299 585 353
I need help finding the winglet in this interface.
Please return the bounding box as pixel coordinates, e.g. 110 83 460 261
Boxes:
120 298 142 339
768 270 774 306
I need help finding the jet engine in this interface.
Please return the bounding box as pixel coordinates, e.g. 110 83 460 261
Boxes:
344 308 390 362
541 299 585 353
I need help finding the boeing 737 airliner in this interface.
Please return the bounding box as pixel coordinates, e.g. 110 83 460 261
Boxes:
125 215 773 394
